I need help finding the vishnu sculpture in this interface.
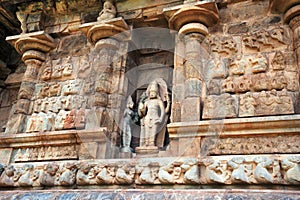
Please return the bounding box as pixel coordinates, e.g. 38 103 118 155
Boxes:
138 79 170 148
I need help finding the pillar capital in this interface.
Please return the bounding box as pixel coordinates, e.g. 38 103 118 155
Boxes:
6 31 56 60
270 0 300 14
79 17 130 46
163 1 218 35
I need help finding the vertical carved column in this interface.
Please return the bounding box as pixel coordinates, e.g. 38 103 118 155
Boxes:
164 2 219 122
5 33 55 134
270 0 300 113
284 5 300 67
80 18 130 158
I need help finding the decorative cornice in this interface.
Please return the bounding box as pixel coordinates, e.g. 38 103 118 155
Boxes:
0 128 106 148
167 114 300 138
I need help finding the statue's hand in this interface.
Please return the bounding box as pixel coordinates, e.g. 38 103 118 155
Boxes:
154 119 161 124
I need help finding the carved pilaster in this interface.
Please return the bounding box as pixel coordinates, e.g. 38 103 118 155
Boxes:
163 2 219 122
5 32 56 132
80 17 130 158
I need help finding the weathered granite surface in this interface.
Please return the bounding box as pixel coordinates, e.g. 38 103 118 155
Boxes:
0 189 299 200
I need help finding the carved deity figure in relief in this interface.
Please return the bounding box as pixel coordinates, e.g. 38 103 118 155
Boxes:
158 163 182 184
271 51 286 71
138 79 170 148
115 165 135 184
0 165 18 187
74 108 85 129
239 92 256 117
40 163 59 186
281 156 300 184
62 80 81 96
62 57 73 77
202 158 229 184
97 0 117 21
138 164 159 184
206 57 228 79
52 64 63 79
96 165 115 184
181 161 200 184
253 157 274 183
78 55 91 78
77 162 92 185
121 96 134 152
17 164 36 187
229 55 246 76
55 110 70 130
63 109 76 129
228 157 253 183
57 163 77 186
222 77 235 93
277 89 294 114
40 66 52 81
249 53 268 73
251 73 269 92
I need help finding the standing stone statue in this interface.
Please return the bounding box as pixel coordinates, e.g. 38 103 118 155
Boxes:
138 79 170 148
97 0 117 21
121 96 134 152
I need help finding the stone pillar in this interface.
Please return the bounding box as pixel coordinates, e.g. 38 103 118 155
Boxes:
164 2 219 122
80 18 130 158
284 5 300 68
271 0 300 113
5 33 56 134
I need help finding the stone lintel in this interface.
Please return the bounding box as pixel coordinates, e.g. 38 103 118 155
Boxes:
167 114 300 138
163 1 219 31
0 128 106 148
6 31 56 55
270 0 300 14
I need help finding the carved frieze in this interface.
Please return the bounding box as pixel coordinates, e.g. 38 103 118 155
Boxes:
15 145 78 162
203 135 300 155
0 156 299 187
239 90 294 117
208 36 240 57
25 112 55 133
243 26 292 53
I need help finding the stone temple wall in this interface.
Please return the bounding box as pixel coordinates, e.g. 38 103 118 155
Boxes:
0 0 299 198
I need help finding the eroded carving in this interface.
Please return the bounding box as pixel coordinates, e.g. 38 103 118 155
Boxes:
203 93 238 119
243 27 291 52
208 36 239 56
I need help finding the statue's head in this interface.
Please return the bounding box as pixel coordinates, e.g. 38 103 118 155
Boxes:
149 81 159 99
126 96 134 109
103 0 114 9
